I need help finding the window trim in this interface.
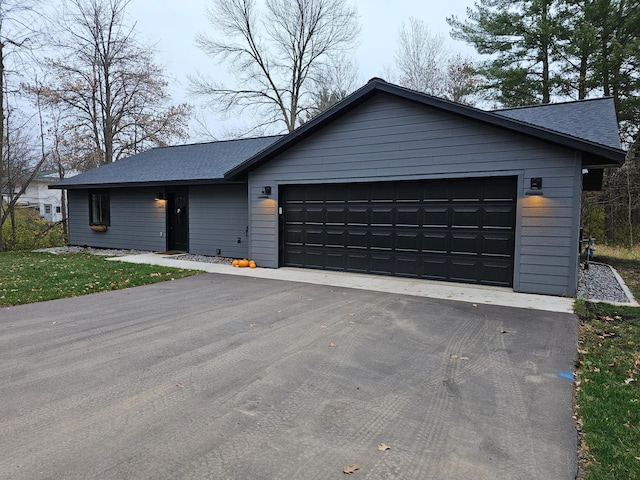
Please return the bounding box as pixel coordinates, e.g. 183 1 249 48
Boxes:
89 190 110 226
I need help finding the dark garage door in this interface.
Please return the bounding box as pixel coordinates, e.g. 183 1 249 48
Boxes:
281 177 517 287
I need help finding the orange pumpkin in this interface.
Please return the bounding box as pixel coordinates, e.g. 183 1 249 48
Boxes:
249 261 257 268
232 259 239 267
238 259 250 268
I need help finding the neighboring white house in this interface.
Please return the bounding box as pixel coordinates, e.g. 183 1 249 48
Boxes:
2 171 67 222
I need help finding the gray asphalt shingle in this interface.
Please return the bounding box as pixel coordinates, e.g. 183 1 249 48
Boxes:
494 98 621 149
53 136 282 188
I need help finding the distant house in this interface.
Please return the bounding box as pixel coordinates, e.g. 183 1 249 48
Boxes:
3 171 66 222
51 79 625 297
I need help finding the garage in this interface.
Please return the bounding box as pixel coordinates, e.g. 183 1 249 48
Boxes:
281 176 517 287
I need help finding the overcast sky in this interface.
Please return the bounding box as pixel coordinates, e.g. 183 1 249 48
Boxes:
125 0 477 139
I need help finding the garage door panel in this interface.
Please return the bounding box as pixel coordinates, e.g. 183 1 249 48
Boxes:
347 208 368 225
282 177 516 287
423 232 448 254
424 207 449 227
452 207 481 227
396 232 420 252
325 230 346 247
371 207 394 226
305 229 324 246
396 207 421 227
451 233 480 254
482 233 514 256
305 207 324 224
326 207 346 225
484 206 516 227
346 230 368 249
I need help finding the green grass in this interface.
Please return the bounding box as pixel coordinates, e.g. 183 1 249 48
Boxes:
0 251 202 307
594 245 640 300
576 293 640 478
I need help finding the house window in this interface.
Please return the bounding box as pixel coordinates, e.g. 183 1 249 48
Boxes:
89 191 110 225
56 206 61 213
44 204 52 214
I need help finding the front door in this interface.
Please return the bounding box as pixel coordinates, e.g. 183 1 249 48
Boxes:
167 188 188 251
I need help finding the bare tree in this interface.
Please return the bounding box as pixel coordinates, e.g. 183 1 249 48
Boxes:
38 0 191 167
394 17 482 105
190 0 360 134
394 17 449 97
0 0 43 251
305 55 358 121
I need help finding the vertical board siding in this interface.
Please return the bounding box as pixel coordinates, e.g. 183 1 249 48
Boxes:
189 184 249 258
249 93 581 296
67 187 166 251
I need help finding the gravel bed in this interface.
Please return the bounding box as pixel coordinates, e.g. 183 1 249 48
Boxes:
577 262 631 303
170 254 233 265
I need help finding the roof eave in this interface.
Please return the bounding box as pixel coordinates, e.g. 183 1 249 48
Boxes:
49 178 243 190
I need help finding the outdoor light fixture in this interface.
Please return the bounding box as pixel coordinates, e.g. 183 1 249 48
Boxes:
155 192 165 200
258 186 272 199
525 177 544 196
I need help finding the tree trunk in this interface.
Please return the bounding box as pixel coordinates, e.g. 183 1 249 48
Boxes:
0 41 5 252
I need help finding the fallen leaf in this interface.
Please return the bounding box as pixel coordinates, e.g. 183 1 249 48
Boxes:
343 464 361 474
624 378 637 385
330 342 336 347
321 325 327 329
635 456 640 462
472 304 478 307
377 443 391 451
249 323 257 327
450 354 458 359
176 383 184 388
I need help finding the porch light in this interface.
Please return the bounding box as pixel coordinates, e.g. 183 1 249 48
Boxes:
258 186 272 199
155 192 165 200
525 177 543 196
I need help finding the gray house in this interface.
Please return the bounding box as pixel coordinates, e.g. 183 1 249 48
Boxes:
51 79 625 296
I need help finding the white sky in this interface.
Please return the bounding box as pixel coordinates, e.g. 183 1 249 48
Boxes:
125 0 477 139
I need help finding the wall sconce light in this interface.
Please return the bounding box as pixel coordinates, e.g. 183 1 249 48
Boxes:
155 192 165 200
258 186 272 199
525 177 543 196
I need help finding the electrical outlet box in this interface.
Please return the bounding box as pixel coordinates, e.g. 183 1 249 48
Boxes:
160 232 163 237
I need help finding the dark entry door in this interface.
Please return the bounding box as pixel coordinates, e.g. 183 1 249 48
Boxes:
167 188 188 251
281 177 517 287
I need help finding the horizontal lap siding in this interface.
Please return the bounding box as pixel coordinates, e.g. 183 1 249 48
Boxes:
248 93 580 295
189 185 249 258
67 188 166 251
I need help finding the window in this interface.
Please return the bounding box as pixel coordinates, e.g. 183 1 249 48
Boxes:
89 191 110 225
44 204 52 214
56 206 61 213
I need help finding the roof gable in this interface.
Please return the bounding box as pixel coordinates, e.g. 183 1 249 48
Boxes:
225 79 625 179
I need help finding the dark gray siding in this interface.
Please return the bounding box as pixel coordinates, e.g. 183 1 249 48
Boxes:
248 93 581 296
68 188 166 251
189 184 249 258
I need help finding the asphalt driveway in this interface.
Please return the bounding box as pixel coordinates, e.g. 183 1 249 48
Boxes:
0 274 578 479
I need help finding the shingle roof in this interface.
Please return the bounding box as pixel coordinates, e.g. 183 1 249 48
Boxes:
494 98 621 150
52 136 283 189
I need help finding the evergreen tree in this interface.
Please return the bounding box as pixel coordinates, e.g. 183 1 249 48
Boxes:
447 0 559 106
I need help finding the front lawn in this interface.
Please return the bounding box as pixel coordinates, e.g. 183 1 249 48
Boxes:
575 246 640 479
0 251 202 307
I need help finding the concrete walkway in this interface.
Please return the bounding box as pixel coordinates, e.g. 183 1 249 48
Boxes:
112 253 575 313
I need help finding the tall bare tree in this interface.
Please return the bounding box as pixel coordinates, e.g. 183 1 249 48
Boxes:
393 17 482 105
190 0 360 134
39 0 191 167
0 0 43 251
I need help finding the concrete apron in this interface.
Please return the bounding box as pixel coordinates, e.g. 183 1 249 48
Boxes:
111 253 575 314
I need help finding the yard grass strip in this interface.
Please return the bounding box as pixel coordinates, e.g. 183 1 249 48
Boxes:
575 300 640 479
0 251 202 307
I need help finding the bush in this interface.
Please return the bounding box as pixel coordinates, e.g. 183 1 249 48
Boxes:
1 205 67 251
